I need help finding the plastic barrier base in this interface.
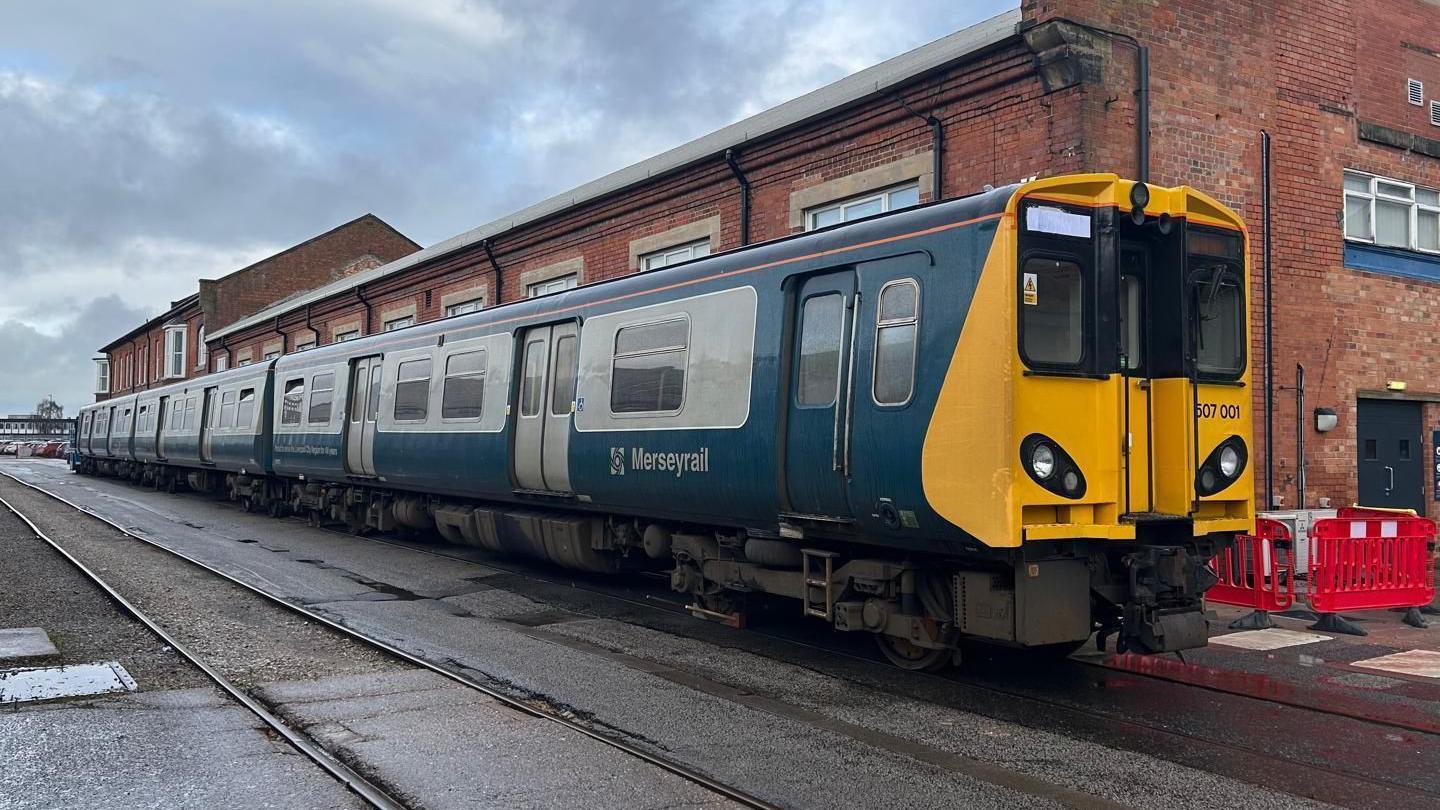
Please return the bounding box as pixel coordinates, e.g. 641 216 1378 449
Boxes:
1311 612 1368 636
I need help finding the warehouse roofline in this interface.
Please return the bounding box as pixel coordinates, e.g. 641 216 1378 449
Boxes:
207 8 1022 343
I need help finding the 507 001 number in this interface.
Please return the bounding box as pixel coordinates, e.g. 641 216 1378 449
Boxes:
1195 403 1241 420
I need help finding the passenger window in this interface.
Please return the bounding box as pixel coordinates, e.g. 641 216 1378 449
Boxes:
552 336 578 416
184 397 197 430
220 391 236 428
874 280 919 405
612 318 688 414
393 359 432 422
367 366 382 421
1020 257 1084 367
281 379 305 425
308 373 335 425
236 388 255 429
797 294 842 407
442 350 486 420
520 340 546 417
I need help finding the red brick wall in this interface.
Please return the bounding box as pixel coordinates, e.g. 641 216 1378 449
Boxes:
1035 0 1440 511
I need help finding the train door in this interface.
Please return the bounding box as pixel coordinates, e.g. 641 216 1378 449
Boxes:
1119 244 1154 513
345 356 382 476
783 270 857 517
513 322 578 493
156 396 170 459
200 387 218 462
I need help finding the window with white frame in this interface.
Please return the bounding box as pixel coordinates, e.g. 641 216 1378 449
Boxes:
526 274 578 298
805 182 921 231
214 355 229 372
334 329 360 342
445 297 484 317
164 326 186 379
1344 170 1440 253
641 239 711 271
383 315 414 331
263 350 281 360
295 340 316 352
196 326 207 368
95 359 110 394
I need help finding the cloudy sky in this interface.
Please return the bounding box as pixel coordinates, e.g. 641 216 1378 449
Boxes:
0 0 1013 417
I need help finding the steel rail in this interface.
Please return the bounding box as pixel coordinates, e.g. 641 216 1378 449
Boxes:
0 469 783 810
0 491 410 810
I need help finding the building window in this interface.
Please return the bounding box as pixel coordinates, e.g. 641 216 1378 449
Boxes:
214 355 229 372
95 359 110 394
1344 170 1440 253
263 350 281 361
296 340 316 352
444 297 485 317
641 239 711 271
238 359 253 367
334 329 360 342
527 274 578 298
196 326 208 369
805 183 920 231
164 326 186 379
384 315 414 331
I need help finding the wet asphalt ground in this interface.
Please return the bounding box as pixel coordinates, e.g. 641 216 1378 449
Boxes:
6 459 1434 809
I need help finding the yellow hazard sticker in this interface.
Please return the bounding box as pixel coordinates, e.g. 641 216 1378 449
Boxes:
1022 272 1038 305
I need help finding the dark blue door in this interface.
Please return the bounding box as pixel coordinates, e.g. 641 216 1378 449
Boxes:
784 270 856 518
1357 399 1425 514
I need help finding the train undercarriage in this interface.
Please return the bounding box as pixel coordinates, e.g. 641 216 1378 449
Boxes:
75 460 1222 666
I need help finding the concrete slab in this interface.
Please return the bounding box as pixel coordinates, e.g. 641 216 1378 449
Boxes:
256 668 738 810
1352 649 1440 679
0 661 136 703
1207 628 1332 650
0 686 366 810
0 626 58 658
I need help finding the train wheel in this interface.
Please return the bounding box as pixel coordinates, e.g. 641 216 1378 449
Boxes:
876 634 951 672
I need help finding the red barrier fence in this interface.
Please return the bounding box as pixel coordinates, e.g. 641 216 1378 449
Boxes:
1307 514 1435 634
1208 517 1294 629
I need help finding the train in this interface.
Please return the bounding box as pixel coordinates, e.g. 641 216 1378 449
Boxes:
74 173 1254 669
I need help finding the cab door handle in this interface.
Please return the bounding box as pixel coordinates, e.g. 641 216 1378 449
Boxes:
1385 465 1394 492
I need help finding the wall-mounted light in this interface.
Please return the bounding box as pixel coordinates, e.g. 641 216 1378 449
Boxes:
1314 407 1337 433
1386 380 1407 392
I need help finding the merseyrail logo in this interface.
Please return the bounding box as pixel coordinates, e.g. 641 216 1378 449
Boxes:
609 446 711 478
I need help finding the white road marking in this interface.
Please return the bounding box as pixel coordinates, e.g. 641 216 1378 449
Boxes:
1208 628 1332 650
1351 649 1440 679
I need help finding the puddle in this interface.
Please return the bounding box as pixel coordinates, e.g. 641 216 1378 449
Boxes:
0 661 137 704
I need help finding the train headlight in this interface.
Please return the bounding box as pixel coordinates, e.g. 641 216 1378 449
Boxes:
1020 434 1086 499
1196 436 1248 497
1031 444 1056 480
1218 445 1240 478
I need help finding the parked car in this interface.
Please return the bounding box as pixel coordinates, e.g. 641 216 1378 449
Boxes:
0 441 15 455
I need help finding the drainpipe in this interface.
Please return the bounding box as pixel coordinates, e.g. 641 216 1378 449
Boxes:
1136 45 1150 183
355 288 373 336
304 303 317 347
724 149 751 246
898 96 945 202
271 316 287 357
1262 131 1275 510
219 335 231 371
482 239 503 304
1295 363 1306 510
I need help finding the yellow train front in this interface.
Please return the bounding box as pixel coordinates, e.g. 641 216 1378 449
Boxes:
921 174 1253 657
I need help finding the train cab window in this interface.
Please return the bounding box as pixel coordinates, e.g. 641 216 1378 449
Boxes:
219 391 237 429
611 318 688 414
874 280 920 405
1020 257 1085 367
442 351 486 420
1119 273 1143 372
308 372 335 425
281 379 305 425
1191 268 1244 378
797 294 842 407
236 389 256 429
394 359 432 422
551 336 578 416
520 341 546 418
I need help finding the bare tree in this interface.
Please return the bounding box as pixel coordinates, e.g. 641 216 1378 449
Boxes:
33 396 64 419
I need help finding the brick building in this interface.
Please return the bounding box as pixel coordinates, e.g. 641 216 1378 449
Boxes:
125 1 1435 514
96 214 419 398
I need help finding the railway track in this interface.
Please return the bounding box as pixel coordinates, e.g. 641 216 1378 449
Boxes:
0 473 782 810
7 465 1440 809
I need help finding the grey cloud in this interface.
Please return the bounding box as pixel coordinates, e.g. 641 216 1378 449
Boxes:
0 296 153 416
